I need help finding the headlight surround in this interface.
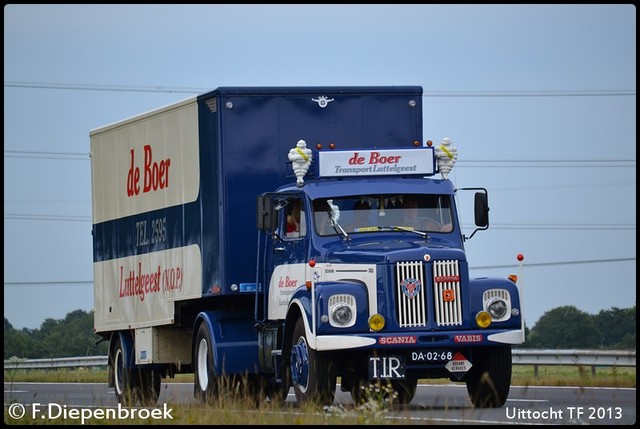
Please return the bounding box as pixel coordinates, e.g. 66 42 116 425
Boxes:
482 289 512 322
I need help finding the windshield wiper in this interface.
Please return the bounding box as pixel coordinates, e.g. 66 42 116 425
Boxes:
379 225 428 238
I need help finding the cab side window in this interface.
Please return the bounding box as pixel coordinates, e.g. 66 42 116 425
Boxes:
284 198 306 239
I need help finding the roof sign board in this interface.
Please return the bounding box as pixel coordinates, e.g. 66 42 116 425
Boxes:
318 147 435 178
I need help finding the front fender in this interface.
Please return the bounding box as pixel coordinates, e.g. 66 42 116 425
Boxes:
287 281 370 350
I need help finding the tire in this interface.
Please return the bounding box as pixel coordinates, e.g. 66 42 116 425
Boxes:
349 378 417 406
194 322 218 403
391 378 418 405
137 368 162 406
111 335 138 406
266 378 290 403
465 346 512 408
348 377 368 406
290 317 336 406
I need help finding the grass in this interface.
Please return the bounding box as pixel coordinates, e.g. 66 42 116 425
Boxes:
4 366 635 425
4 365 636 387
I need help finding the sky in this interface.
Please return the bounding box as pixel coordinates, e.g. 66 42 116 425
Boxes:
4 4 636 331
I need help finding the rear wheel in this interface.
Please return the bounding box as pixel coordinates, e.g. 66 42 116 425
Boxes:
137 368 162 406
465 346 512 408
290 317 336 406
194 322 219 403
112 335 138 406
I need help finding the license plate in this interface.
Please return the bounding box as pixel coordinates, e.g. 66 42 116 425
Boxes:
410 350 454 362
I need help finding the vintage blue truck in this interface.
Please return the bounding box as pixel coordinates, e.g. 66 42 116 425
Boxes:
90 86 523 408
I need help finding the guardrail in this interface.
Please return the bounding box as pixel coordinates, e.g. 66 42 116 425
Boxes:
511 349 636 377
4 355 107 370
4 349 636 377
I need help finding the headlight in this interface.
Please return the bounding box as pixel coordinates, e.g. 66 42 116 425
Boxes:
331 304 353 326
327 294 356 328
487 298 508 319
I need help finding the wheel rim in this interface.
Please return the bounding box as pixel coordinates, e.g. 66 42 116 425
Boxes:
290 337 309 393
197 338 209 391
114 348 125 395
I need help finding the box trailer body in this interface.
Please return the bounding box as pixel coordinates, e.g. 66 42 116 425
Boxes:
90 86 523 407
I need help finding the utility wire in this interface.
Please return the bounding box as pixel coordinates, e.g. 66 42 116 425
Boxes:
4 81 636 97
3 213 637 231
5 256 636 287
471 257 636 270
4 150 88 160
4 81 204 94
4 150 636 166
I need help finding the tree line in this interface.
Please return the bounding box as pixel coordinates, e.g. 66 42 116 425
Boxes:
3 305 636 360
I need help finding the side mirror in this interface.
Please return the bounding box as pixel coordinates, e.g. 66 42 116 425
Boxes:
474 192 489 228
256 195 276 233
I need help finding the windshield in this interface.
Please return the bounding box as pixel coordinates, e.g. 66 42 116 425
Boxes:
313 194 453 236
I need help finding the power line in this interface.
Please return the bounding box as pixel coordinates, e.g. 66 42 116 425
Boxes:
4 281 92 287
424 90 636 97
4 81 204 94
4 213 636 231
5 256 636 287
4 81 636 97
471 257 636 270
4 150 88 160
471 224 637 231
4 150 636 167
4 214 91 222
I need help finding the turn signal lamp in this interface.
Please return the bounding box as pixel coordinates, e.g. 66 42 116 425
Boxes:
475 311 492 328
508 274 518 284
368 314 385 332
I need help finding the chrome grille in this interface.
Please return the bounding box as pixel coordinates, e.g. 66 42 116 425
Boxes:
395 261 426 327
433 260 462 326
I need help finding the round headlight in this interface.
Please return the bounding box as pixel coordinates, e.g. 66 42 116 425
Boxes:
487 298 508 320
331 303 353 326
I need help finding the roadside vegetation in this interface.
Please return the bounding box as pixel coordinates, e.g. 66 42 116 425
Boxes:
4 365 635 387
4 306 635 424
5 364 635 425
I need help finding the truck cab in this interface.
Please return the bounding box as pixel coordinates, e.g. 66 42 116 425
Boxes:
255 144 522 407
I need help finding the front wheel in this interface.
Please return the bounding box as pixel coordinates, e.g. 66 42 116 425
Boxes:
349 378 417 406
465 346 512 408
391 378 418 405
290 317 336 406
